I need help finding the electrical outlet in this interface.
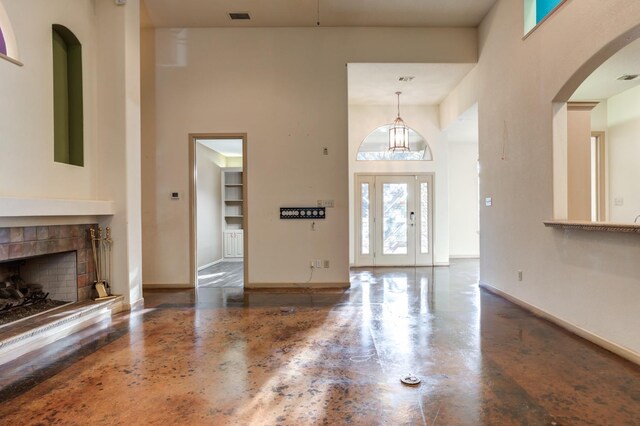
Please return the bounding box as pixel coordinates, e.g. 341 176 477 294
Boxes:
323 260 330 268
317 200 334 208
518 270 523 281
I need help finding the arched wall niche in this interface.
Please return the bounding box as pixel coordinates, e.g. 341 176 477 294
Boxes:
552 23 640 223
0 0 21 65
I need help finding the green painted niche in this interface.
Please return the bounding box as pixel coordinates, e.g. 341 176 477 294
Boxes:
52 24 83 166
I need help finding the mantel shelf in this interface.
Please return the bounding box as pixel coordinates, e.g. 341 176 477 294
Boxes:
543 220 640 234
0 197 115 218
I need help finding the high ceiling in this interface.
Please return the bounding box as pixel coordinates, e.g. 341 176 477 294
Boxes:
143 0 496 28
571 37 640 101
348 63 475 106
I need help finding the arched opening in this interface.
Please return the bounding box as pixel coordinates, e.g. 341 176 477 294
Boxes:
552 25 640 223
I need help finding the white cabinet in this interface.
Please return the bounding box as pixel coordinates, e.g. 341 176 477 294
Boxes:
222 168 244 259
224 230 243 258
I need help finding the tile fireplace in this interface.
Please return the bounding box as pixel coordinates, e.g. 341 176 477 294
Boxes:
0 224 97 313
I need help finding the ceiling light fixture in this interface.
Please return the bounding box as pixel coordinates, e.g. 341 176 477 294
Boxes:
389 91 410 152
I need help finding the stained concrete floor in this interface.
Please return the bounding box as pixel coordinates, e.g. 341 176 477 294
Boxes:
1 260 640 425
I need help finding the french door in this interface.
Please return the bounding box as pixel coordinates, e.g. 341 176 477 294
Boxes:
355 174 434 266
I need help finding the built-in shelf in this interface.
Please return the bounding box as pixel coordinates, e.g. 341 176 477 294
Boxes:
222 168 244 259
544 220 640 234
0 197 115 218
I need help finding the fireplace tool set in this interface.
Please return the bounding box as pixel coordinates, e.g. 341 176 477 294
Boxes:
90 227 116 301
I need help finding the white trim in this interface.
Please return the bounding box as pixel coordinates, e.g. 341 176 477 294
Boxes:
245 282 350 290
480 280 640 366
434 262 450 267
449 255 480 259
197 258 224 271
0 197 115 217
123 297 145 311
0 297 123 366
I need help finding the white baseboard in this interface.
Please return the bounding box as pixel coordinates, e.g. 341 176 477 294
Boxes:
449 255 480 259
197 258 224 271
479 280 640 366
245 282 350 290
123 297 145 311
434 262 450 267
223 258 244 262
0 297 124 366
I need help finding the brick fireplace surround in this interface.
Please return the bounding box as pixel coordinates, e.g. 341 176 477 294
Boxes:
0 224 97 301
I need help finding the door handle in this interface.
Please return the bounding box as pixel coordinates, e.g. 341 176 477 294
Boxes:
410 212 415 221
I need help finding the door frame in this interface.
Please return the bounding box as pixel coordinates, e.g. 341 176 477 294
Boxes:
189 133 248 288
354 172 435 267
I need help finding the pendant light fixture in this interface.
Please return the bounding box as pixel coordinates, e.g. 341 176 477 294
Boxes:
389 91 410 152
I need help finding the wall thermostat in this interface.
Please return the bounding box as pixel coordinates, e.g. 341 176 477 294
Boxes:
170 192 180 200
115 0 127 5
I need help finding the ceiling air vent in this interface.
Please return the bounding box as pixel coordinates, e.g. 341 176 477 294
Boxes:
229 12 251 20
617 74 639 81
398 76 415 82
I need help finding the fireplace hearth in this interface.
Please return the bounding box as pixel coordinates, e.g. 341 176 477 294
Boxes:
0 224 97 327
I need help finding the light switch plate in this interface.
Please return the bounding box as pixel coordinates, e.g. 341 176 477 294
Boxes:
614 197 624 206
485 197 492 207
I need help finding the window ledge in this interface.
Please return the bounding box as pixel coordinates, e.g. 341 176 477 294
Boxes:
543 220 640 234
0 52 23 66
0 197 115 218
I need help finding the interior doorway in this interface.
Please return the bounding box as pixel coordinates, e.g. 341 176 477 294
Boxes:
355 173 434 266
189 134 247 288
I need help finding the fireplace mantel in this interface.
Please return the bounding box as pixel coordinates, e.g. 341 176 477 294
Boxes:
0 197 115 217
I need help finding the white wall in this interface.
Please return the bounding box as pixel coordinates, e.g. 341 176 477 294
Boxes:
348 104 450 265
590 100 607 132
0 0 99 199
0 0 143 306
143 27 478 287
196 143 224 268
448 142 479 257
606 85 640 223
442 0 640 357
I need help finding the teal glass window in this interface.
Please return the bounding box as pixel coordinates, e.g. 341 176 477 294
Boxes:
524 0 564 34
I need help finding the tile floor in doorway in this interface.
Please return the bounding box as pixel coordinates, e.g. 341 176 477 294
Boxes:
198 261 243 288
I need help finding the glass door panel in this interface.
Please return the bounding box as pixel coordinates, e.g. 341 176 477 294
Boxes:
374 176 415 266
361 183 370 255
382 183 408 255
416 175 434 266
420 182 429 254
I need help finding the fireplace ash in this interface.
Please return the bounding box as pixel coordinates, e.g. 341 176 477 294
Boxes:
0 275 67 326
